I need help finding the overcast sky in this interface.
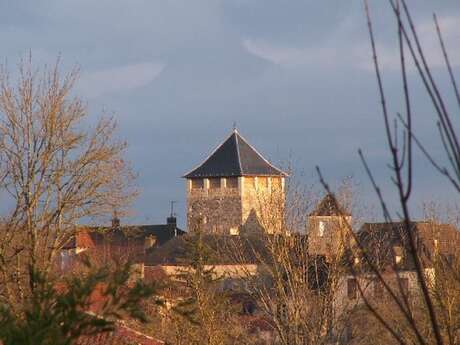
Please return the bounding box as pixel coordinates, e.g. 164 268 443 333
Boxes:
1 1 459 228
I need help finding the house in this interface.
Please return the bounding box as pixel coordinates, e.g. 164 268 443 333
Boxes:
60 215 185 272
336 221 460 312
307 192 352 261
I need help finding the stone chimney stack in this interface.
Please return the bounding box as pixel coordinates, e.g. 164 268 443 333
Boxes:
112 216 120 228
167 215 177 227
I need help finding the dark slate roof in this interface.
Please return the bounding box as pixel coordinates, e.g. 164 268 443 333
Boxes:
309 193 350 216
183 130 287 178
358 221 460 257
350 221 460 272
122 224 185 246
144 233 272 266
63 224 185 250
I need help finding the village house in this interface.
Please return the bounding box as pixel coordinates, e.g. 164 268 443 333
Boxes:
58 129 460 344
60 215 185 274
337 221 460 310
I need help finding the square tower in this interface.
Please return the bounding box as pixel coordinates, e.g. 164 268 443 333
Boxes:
183 129 287 235
307 193 352 260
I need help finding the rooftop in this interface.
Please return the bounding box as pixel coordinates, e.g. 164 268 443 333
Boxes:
183 129 287 178
309 193 350 216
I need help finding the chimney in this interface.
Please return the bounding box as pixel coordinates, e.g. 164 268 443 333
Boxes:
168 201 177 232
167 216 177 227
112 217 120 228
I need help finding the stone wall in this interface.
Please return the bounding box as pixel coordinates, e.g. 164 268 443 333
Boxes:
147 264 258 280
334 270 418 316
241 176 285 234
187 178 242 234
307 215 352 260
186 176 286 235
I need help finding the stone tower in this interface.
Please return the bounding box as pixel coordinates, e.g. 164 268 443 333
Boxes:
307 193 352 260
183 129 287 235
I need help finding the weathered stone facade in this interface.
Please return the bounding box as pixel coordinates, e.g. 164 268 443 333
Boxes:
240 176 284 234
184 129 287 235
187 176 285 235
307 215 352 260
187 177 242 234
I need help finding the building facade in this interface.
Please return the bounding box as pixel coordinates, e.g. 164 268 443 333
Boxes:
307 193 352 260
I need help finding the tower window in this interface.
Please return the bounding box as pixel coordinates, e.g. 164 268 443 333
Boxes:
227 177 238 189
258 176 268 188
319 221 326 237
191 179 204 189
230 227 239 236
373 279 383 298
209 178 220 189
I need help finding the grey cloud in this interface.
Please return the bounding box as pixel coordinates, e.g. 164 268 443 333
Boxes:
0 1 458 228
76 62 165 99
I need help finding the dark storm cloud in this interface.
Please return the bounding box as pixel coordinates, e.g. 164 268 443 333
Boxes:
0 0 458 227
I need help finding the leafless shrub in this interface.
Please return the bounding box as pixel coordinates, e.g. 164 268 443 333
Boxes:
318 1 460 344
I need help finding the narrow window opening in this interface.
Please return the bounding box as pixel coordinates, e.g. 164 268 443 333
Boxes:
319 221 325 237
347 278 357 300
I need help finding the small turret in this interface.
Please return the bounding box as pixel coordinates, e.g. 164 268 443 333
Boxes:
308 193 352 260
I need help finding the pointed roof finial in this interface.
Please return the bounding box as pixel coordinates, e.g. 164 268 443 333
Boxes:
232 121 238 132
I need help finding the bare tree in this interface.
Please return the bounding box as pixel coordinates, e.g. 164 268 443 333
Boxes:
317 1 460 344
151 224 254 345
225 176 352 345
0 57 137 314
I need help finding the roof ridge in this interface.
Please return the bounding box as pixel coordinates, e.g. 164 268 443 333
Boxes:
182 130 237 178
235 131 288 176
234 130 243 174
183 129 287 178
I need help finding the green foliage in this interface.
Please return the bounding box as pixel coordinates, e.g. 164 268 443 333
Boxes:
0 261 156 345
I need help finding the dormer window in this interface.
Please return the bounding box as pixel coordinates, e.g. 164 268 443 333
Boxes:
209 178 221 189
145 235 157 249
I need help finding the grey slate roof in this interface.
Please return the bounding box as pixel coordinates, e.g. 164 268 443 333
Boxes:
62 224 185 250
144 233 273 266
183 130 286 178
346 221 460 272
